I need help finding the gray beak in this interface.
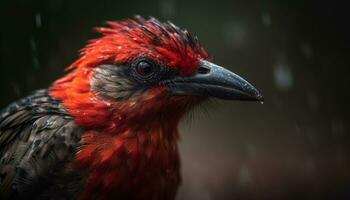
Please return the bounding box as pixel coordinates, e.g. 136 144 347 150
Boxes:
165 60 263 101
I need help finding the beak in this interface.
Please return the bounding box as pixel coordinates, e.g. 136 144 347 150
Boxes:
164 60 263 101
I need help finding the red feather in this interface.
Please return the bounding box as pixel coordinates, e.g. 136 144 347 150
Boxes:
50 17 207 199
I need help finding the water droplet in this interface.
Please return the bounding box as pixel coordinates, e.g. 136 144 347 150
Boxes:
32 56 40 70
35 13 42 28
30 39 37 52
261 12 271 27
11 83 21 97
332 119 344 137
160 0 175 18
30 39 40 69
307 92 319 110
223 21 246 47
300 42 313 58
238 165 252 185
273 62 293 90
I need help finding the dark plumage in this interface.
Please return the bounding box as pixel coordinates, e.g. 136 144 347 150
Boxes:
0 90 83 199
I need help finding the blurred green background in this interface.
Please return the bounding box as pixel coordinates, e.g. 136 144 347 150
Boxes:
1 0 349 199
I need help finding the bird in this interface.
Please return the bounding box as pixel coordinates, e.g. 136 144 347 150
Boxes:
0 16 263 200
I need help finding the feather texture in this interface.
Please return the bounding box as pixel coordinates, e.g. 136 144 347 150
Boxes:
1 16 209 200
0 90 83 199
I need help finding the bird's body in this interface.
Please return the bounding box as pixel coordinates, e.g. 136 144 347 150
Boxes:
0 89 181 199
0 90 83 199
0 17 262 199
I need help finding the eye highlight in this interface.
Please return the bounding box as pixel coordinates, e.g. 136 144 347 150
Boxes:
130 58 162 84
135 60 155 77
129 57 176 86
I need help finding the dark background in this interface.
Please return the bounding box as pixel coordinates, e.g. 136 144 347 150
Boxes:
1 0 349 199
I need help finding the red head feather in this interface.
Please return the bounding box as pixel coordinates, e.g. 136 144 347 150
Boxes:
67 16 209 76
51 17 209 129
50 17 209 199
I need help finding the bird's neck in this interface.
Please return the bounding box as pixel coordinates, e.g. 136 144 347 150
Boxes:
75 123 181 200
51 68 197 199
50 68 119 129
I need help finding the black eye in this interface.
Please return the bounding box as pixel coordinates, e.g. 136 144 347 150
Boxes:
130 58 173 85
135 60 156 77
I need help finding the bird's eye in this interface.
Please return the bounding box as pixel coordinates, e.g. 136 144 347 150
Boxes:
130 57 170 85
135 60 156 77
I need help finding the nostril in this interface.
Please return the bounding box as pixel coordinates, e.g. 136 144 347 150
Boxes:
197 66 210 74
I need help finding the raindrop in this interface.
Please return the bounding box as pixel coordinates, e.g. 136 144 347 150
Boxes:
223 21 246 47
306 128 317 144
261 12 271 27
295 123 301 134
30 39 37 52
331 119 344 137
32 56 40 70
160 0 175 18
238 165 251 185
273 63 293 91
11 83 21 97
247 144 257 158
35 13 42 28
305 158 315 172
307 92 319 110
30 39 40 69
300 42 313 58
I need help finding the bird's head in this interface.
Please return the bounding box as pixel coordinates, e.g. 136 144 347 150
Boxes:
51 16 263 130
